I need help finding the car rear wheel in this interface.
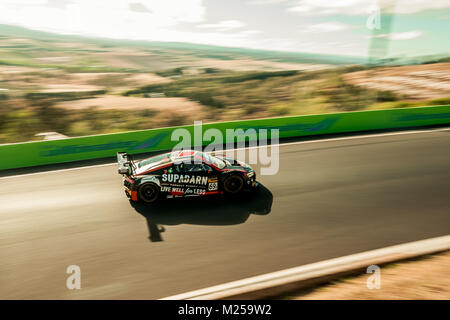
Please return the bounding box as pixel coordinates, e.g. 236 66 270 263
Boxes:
138 183 160 203
223 174 245 194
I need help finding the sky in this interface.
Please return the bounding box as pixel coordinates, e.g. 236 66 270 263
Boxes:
0 0 449 58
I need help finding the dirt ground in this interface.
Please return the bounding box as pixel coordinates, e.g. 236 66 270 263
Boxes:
0 67 172 93
41 84 103 93
191 58 331 72
343 63 450 100
56 95 204 113
293 251 450 300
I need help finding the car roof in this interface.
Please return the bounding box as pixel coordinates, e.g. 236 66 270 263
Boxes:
170 150 197 160
170 150 207 163
135 150 205 175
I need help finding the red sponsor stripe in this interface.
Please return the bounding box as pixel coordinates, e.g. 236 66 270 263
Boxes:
139 163 172 175
178 151 195 157
194 154 205 162
221 168 246 173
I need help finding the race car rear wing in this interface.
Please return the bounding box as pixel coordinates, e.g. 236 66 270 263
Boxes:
117 152 135 175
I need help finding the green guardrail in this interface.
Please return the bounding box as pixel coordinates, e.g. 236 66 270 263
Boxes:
0 105 449 170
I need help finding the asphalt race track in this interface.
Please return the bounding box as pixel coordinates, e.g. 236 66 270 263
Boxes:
1 129 449 299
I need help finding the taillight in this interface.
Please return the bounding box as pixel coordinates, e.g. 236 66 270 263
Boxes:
124 177 135 189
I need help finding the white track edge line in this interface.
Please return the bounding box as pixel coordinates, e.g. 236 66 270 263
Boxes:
159 235 450 300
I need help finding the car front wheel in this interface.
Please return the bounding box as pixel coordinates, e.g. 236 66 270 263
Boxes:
223 174 245 194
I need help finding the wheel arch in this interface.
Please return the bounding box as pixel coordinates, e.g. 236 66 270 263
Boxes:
135 175 161 188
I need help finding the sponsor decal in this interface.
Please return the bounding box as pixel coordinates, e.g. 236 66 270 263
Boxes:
208 182 218 191
236 117 339 134
40 133 168 157
396 113 450 122
42 141 137 156
162 174 208 185
185 188 206 195
161 186 206 195
133 133 168 150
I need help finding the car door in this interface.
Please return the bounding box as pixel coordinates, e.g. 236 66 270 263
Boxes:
158 164 177 193
180 162 210 196
202 163 219 193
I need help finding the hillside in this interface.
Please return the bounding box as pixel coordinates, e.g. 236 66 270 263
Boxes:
0 24 448 143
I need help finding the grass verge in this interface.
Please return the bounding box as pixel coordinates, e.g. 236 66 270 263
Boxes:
285 251 450 300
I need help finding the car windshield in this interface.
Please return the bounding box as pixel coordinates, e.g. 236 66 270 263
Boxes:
202 153 226 169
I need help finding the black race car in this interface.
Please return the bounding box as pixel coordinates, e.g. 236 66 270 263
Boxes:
117 150 257 203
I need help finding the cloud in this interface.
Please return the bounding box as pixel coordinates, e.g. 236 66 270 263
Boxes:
289 0 376 15
303 22 357 33
241 30 263 35
0 0 207 36
198 20 246 31
0 0 444 57
247 0 287 5
128 2 152 13
374 30 423 40
288 0 450 15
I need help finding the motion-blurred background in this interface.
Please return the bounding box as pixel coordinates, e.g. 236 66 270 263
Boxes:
0 0 449 143
1 1 450 301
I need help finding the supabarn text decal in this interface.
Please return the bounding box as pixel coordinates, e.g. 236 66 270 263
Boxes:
161 174 208 185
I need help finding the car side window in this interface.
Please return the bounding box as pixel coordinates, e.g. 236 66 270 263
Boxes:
162 165 174 174
202 164 213 173
172 163 184 173
184 163 204 172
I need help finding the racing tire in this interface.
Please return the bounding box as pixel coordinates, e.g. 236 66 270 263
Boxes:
138 182 160 203
222 174 245 194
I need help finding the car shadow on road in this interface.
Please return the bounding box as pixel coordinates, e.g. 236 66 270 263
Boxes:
130 183 273 242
